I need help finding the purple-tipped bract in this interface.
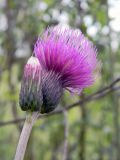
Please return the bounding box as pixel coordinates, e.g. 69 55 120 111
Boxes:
19 56 43 111
34 26 98 93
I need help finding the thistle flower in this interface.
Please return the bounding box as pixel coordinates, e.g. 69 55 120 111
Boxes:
16 27 99 160
19 56 43 111
34 26 98 113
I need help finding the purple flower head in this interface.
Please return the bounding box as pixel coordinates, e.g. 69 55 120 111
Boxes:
33 26 99 113
19 26 99 114
34 26 98 94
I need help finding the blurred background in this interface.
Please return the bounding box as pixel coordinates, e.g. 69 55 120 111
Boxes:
0 0 120 160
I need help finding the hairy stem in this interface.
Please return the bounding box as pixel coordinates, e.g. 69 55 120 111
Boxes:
14 112 39 160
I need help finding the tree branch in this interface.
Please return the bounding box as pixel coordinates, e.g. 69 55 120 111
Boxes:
0 78 120 127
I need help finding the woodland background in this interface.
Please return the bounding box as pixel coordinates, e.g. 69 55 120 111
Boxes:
0 0 120 160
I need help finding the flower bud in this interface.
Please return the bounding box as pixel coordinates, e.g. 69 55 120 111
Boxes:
19 56 43 111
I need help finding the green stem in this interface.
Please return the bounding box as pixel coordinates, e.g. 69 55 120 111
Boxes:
14 112 39 160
